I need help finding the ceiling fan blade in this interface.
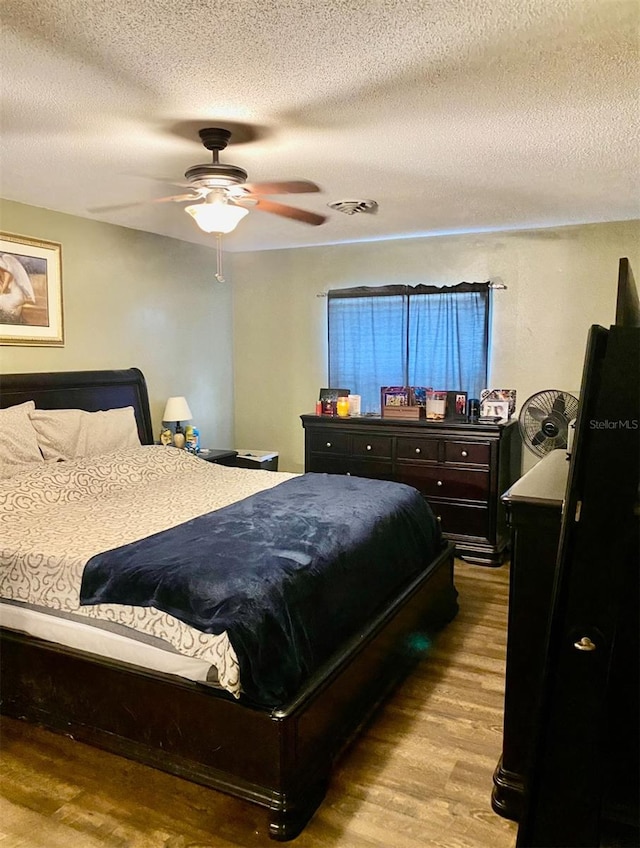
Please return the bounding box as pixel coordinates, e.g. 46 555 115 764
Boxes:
152 193 200 204
241 180 320 195
89 192 200 214
88 200 147 213
252 198 326 226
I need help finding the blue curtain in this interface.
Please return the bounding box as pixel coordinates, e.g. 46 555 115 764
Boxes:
408 285 489 400
328 283 489 414
328 293 407 414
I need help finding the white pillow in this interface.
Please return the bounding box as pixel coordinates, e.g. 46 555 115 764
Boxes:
0 400 45 478
29 406 141 461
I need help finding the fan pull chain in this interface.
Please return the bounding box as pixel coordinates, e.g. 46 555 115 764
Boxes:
215 233 225 283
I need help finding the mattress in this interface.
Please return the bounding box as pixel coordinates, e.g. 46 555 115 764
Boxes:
0 446 296 697
0 600 221 685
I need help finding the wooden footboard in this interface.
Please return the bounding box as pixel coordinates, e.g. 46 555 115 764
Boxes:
0 542 457 840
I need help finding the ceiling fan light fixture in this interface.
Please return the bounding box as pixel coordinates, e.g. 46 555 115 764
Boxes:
185 192 249 234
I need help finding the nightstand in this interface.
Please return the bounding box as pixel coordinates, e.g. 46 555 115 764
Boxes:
197 449 238 465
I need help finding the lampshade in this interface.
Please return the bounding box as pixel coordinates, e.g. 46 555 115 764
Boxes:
185 192 249 234
162 396 192 423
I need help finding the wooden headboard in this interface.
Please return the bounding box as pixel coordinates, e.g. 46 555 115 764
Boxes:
0 368 154 445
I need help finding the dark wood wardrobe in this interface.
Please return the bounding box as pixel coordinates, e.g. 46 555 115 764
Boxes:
514 259 639 847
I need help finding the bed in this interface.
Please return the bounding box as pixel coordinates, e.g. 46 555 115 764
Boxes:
0 367 458 840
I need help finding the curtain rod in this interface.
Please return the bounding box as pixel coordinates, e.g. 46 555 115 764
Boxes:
316 281 508 297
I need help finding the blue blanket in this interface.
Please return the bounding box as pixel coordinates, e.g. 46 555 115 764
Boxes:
80 472 443 707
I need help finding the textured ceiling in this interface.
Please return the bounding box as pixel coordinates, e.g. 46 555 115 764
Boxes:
1 0 639 253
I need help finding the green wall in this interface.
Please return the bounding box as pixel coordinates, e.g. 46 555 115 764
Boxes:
230 221 640 473
3 199 638 474
0 200 235 448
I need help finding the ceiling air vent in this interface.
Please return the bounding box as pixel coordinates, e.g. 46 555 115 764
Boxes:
327 199 378 215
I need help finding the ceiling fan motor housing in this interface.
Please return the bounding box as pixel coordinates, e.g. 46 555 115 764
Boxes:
184 163 248 188
185 127 249 188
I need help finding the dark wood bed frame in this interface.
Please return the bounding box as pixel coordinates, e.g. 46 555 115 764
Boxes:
0 368 458 840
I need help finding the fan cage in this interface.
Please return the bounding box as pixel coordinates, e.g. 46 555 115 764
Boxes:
518 390 579 457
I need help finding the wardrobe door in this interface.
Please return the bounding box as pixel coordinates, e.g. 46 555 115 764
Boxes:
517 326 639 848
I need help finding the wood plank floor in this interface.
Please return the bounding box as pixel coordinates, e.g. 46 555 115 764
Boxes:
0 560 518 848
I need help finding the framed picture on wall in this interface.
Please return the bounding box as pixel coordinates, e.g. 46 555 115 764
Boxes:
0 232 64 347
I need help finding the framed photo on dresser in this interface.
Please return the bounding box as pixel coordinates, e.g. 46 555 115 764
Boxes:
446 391 468 420
480 388 516 418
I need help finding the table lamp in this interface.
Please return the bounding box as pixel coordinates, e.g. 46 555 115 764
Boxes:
162 396 192 448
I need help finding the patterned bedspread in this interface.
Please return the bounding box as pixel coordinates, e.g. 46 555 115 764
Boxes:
0 446 296 697
80 472 443 707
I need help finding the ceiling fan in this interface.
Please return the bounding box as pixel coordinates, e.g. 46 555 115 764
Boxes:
167 127 327 233
92 127 326 281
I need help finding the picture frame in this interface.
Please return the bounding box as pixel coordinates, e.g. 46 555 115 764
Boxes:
0 232 64 346
319 388 350 402
380 386 410 408
426 390 447 420
380 386 430 420
411 386 430 407
480 399 510 420
446 391 468 420
480 388 517 417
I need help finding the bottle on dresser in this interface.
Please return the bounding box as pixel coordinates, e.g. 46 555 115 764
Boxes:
185 425 200 453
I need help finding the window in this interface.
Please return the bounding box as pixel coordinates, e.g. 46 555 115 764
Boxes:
328 282 490 414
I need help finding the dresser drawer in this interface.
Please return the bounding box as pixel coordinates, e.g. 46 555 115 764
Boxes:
433 502 490 539
399 466 490 501
307 455 348 474
351 433 392 458
346 460 394 480
309 431 350 455
396 436 439 462
444 440 491 466
307 455 393 480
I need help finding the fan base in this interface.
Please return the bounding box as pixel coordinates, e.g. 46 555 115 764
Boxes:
198 127 232 151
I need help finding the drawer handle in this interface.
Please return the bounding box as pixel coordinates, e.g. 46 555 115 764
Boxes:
437 480 443 487
346 472 351 476
326 442 332 448
461 450 468 457
436 515 442 522
574 636 597 652
415 447 421 454
366 444 372 451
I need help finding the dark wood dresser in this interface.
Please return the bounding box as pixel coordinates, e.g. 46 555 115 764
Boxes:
301 414 522 565
491 449 569 820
